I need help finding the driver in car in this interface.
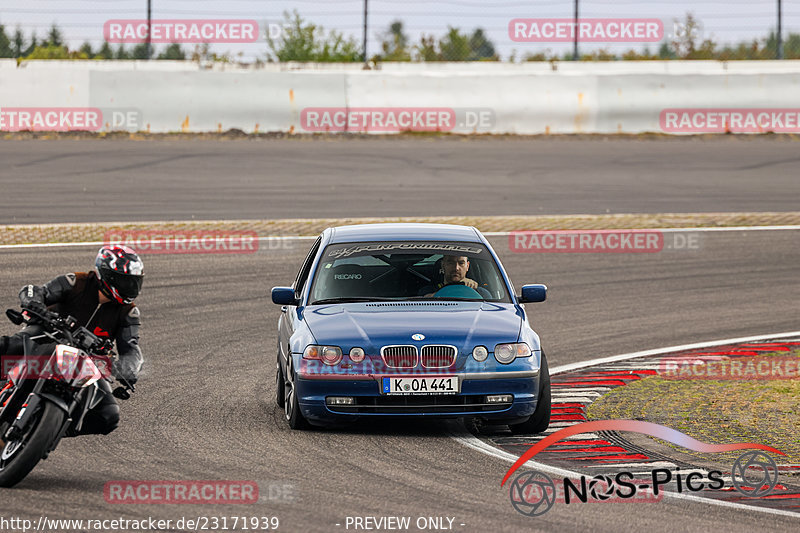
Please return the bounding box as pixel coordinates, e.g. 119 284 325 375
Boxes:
419 255 492 298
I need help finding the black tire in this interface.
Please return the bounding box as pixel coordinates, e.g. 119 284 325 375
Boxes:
510 351 551 435
0 402 64 488
275 358 285 408
283 358 309 430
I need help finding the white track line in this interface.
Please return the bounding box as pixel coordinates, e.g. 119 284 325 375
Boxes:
0 235 318 250
483 225 800 236
450 331 800 519
1 225 798 250
551 332 800 374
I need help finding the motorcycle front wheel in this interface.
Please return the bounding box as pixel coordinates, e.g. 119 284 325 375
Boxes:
0 401 64 487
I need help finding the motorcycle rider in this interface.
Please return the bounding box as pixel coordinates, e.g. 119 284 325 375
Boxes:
0 245 144 436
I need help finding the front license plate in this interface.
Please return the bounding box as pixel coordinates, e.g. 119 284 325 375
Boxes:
382 376 459 395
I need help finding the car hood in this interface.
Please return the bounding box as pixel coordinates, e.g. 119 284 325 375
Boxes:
302 301 523 353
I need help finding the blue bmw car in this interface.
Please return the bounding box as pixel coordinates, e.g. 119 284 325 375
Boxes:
271 223 550 432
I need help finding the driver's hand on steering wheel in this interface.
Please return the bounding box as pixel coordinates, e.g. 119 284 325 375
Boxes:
463 278 478 289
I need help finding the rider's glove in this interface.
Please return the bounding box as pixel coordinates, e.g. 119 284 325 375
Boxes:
112 358 139 386
22 299 48 318
19 285 48 317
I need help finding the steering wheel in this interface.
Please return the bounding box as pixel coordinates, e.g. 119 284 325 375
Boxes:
433 282 482 299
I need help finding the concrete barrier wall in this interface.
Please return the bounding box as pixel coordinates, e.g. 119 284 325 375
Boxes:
1 60 800 134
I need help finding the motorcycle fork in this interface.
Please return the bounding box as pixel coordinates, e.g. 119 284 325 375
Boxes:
72 385 98 435
3 382 44 442
0 336 48 427
0 382 13 407
0 378 37 430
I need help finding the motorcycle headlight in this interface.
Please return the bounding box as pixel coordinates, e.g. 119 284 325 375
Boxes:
494 343 531 364
55 345 102 388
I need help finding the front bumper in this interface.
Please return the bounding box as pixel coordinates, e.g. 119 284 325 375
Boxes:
295 372 540 423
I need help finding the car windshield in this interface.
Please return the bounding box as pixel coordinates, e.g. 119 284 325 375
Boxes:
309 240 512 304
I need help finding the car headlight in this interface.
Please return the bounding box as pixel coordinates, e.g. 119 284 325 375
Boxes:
303 345 343 366
494 342 531 364
349 347 366 363
472 346 488 362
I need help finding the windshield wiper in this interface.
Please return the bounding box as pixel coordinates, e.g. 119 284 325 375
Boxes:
405 296 482 301
310 297 394 305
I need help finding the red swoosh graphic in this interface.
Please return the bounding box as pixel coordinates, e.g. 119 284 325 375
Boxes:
501 419 785 486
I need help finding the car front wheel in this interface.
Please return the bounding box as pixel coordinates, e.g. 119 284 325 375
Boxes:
509 351 551 435
283 358 310 430
275 358 285 408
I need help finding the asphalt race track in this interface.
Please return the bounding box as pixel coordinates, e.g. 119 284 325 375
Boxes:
1 226 798 532
2 137 800 224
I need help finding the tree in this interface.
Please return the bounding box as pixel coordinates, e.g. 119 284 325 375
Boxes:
24 44 89 60
11 27 24 58
132 43 151 59
189 43 235 63
158 43 186 60
315 32 360 61
579 48 616 61
412 26 497 62
191 43 211 62
267 10 360 62
469 28 497 60
764 31 800 59
95 41 114 59
79 41 94 58
375 20 410 61
115 44 132 60
669 14 716 59
523 52 549 61
414 34 439 61
438 27 470 61
621 46 660 60
25 45 70 60
45 24 64 47
22 32 37 57
658 42 676 59
785 33 800 59
0 25 12 58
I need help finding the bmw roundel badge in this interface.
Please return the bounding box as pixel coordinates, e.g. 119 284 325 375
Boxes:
411 333 425 341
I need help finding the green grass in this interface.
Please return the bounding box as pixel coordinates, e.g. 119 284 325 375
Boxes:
587 352 800 463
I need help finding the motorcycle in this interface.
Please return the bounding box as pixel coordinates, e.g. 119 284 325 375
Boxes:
0 307 134 487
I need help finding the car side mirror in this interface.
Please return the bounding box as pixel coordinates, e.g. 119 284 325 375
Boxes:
519 284 547 303
272 287 299 306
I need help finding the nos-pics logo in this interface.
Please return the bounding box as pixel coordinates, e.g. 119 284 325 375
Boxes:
502 420 783 516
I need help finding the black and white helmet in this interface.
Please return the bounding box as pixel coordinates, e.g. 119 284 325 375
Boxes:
94 245 144 304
